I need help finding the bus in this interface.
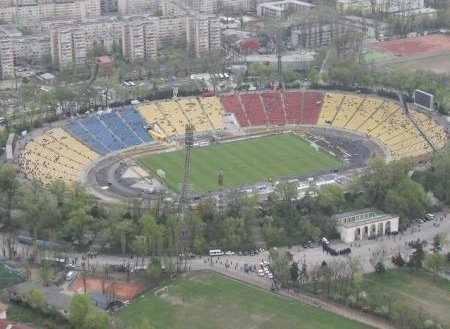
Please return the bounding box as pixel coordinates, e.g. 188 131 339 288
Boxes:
209 249 224 256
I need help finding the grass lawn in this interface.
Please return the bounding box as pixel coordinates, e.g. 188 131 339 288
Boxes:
139 134 342 193
116 271 374 329
361 269 450 326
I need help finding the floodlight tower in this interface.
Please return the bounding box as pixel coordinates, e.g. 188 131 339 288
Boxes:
178 124 194 213
218 170 224 216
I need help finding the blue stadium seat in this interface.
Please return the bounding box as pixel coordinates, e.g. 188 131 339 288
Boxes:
120 108 153 143
101 112 141 147
79 116 124 152
65 122 109 155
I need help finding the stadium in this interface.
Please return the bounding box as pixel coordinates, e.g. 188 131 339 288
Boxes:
17 90 448 202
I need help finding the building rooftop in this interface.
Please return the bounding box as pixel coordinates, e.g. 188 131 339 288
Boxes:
334 208 398 228
258 0 315 11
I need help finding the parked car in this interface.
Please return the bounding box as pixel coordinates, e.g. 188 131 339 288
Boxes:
257 269 264 277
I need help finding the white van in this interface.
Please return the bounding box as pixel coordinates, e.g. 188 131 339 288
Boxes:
66 271 75 281
321 237 330 245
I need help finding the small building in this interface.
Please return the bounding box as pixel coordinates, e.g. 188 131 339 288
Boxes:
334 208 399 243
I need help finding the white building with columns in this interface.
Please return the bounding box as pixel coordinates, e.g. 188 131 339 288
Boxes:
334 208 399 243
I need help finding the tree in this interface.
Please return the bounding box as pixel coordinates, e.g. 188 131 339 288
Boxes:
425 252 446 276
39 262 53 286
69 294 110 329
290 262 299 282
431 233 447 253
83 309 110 329
408 240 426 269
385 178 428 222
269 248 290 284
148 260 162 282
423 152 450 204
0 163 20 226
69 294 91 329
26 289 44 311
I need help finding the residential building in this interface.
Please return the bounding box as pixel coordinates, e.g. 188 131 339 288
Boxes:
0 25 18 79
121 17 158 62
192 14 221 56
0 0 102 24
117 0 157 15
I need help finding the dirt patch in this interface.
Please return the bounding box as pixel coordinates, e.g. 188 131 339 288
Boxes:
370 34 450 57
69 276 145 301
159 292 185 306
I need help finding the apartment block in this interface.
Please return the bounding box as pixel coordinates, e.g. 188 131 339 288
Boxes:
0 0 101 24
117 0 158 15
0 28 14 79
122 17 158 62
192 14 221 56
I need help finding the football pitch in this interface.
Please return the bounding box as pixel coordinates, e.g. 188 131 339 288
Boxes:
116 271 373 329
139 134 342 193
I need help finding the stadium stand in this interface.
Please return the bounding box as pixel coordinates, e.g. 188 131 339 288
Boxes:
220 95 249 127
19 128 99 186
17 91 448 189
158 101 190 135
261 92 286 126
101 112 142 147
321 94 437 160
138 103 175 136
65 121 110 155
317 93 345 125
198 97 225 130
240 93 267 126
410 111 447 149
178 98 213 133
284 91 302 124
332 95 364 128
301 91 323 124
345 98 382 131
79 116 125 152
118 107 154 143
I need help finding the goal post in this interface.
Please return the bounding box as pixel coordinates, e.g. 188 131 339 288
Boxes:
154 286 169 297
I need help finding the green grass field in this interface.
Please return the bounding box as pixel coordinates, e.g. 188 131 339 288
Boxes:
116 271 374 329
139 134 342 193
361 269 450 326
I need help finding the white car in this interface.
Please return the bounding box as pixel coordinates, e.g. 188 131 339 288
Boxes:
263 260 270 266
264 268 270 274
225 251 235 255
257 269 265 277
267 272 274 279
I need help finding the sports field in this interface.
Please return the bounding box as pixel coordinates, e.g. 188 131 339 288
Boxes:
139 134 342 193
116 271 373 329
361 269 450 326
